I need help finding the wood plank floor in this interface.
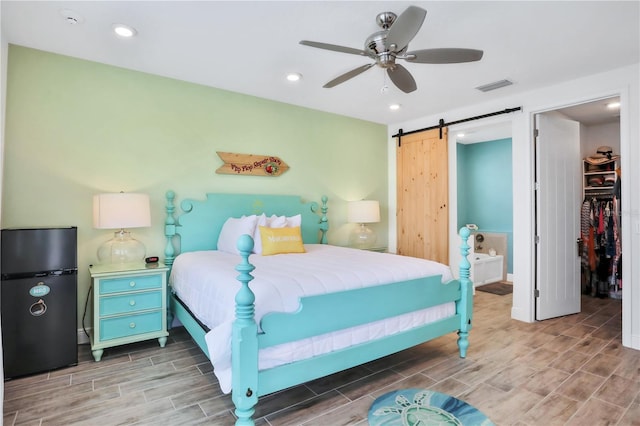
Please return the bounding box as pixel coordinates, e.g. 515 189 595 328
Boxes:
4 291 638 425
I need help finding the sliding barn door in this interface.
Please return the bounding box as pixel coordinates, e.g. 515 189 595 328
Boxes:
396 128 449 264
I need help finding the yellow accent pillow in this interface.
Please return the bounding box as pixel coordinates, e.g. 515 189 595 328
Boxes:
259 226 306 256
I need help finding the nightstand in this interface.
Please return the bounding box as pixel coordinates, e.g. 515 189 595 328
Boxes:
89 262 169 361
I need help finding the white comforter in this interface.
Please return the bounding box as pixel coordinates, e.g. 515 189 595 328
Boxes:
169 244 455 393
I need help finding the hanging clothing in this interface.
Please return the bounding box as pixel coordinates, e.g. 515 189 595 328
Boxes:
580 193 622 296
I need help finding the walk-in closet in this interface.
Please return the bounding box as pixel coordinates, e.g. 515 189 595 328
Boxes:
566 98 622 300
581 148 621 299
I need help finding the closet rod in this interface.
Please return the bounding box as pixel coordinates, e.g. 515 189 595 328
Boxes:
393 106 522 143
586 191 614 199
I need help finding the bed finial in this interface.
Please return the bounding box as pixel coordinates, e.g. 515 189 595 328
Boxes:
319 195 329 244
165 191 177 268
458 226 471 280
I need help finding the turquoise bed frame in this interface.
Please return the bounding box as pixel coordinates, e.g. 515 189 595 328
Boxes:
163 191 473 426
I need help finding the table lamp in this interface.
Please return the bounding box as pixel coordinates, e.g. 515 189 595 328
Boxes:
93 192 151 263
347 200 380 249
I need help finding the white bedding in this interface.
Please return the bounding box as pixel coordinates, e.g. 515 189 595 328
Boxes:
170 244 456 393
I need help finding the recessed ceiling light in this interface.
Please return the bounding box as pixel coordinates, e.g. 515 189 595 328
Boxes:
113 24 137 38
457 133 465 138
606 101 621 109
389 103 401 111
286 72 302 82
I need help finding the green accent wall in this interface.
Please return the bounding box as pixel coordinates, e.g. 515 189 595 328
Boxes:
457 138 513 273
2 45 388 328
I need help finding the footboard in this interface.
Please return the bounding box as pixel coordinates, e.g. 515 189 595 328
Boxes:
231 227 472 425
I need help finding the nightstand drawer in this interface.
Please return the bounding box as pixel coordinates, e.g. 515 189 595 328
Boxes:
99 274 162 295
99 310 163 341
99 291 163 316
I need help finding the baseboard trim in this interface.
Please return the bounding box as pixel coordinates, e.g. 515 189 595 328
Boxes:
511 306 533 323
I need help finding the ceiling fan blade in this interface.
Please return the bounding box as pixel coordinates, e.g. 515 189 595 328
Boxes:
323 63 375 88
386 6 427 52
387 64 417 93
299 40 366 56
405 48 484 64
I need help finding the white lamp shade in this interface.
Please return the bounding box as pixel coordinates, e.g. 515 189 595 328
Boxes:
93 193 151 229
347 200 380 224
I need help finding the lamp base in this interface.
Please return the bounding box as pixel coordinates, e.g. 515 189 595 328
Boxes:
349 223 377 249
98 230 146 264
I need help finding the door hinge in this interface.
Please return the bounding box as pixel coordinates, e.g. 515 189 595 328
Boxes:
534 182 540 191
534 128 539 138
534 289 540 297
535 235 540 244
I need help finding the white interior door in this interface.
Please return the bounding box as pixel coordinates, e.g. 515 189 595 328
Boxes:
535 112 581 320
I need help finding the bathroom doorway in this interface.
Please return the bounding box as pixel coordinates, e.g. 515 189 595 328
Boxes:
451 120 514 284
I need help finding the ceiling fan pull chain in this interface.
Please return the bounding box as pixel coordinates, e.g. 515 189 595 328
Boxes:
381 71 389 94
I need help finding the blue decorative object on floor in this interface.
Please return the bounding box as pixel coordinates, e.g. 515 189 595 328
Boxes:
368 389 495 426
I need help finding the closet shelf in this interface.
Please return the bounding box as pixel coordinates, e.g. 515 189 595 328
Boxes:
583 158 618 199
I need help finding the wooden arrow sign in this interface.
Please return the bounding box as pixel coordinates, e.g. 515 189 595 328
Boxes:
216 151 289 177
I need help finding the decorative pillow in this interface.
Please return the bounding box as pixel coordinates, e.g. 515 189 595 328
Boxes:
252 214 303 254
259 226 306 256
217 215 258 254
268 214 288 228
253 214 282 254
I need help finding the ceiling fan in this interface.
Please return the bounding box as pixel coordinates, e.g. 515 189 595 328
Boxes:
299 5 483 93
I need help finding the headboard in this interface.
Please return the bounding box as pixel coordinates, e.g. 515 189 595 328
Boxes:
164 191 329 267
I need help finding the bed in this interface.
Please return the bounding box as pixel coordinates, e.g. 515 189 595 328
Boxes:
163 191 473 425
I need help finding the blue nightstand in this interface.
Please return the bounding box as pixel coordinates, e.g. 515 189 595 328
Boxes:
89 262 169 361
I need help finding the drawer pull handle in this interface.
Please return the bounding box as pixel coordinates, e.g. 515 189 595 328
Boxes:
129 322 136 329
129 281 136 287
129 300 136 306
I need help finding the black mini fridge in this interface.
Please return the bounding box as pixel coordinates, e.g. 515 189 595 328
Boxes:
1 227 78 378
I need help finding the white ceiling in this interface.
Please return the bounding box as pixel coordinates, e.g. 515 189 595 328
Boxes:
1 1 638 125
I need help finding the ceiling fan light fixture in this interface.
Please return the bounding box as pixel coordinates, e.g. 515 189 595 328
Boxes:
113 24 137 38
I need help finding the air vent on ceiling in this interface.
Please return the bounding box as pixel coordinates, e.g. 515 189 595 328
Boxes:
475 79 513 93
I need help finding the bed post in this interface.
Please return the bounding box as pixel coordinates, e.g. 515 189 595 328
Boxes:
232 234 259 426
457 226 473 358
164 190 177 329
164 190 177 268
319 195 329 244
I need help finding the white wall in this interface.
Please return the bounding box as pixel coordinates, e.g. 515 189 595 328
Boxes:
387 63 640 350
581 122 621 159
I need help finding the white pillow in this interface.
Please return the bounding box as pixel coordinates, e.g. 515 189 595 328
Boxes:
252 214 268 254
286 214 302 227
253 214 286 254
217 215 258 254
